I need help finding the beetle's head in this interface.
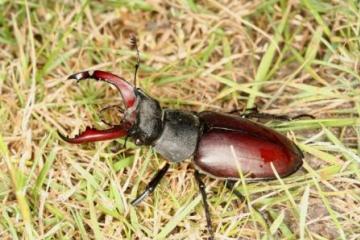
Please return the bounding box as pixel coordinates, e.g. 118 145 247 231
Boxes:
59 70 162 145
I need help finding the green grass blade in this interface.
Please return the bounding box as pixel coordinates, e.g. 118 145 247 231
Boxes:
299 185 310 240
0 134 36 239
32 147 57 198
304 26 323 67
301 0 332 37
155 195 202 239
269 210 285 235
87 182 104 240
246 2 291 108
312 178 346 240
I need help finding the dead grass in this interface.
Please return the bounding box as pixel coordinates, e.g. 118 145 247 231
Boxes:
1 0 360 239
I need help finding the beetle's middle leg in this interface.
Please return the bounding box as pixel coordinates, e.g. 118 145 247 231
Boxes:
225 180 245 201
229 107 314 121
194 170 214 240
242 112 315 121
131 163 170 206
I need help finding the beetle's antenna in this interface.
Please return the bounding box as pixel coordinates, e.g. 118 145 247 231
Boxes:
130 35 140 87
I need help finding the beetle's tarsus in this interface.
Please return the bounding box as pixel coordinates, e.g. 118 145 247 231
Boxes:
58 131 71 142
131 190 149 206
290 113 315 120
194 170 214 240
244 112 291 121
131 163 170 206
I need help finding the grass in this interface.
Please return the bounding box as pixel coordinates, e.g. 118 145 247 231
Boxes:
0 0 359 239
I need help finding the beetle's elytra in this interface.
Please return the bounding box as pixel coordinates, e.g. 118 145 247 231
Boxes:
59 37 310 239
194 111 304 180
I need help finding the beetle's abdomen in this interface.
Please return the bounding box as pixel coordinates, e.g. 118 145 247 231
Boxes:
153 110 200 162
193 112 303 179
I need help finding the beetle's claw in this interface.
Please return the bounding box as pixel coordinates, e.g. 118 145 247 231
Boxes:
67 70 137 111
58 126 94 144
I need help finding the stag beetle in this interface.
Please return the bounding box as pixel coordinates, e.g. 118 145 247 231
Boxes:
59 37 312 239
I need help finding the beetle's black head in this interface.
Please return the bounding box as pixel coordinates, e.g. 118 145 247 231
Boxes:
128 89 163 145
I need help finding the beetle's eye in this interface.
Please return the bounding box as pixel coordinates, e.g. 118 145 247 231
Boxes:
99 105 124 126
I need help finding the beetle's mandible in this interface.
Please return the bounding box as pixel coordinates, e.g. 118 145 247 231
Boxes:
59 37 312 239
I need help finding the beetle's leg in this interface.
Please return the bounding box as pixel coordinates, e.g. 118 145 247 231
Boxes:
229 108 315 121
291 113 315 120
99 105 125 126
243 112 315 121
225 180 245 202
228 106 259 115
242 112 292 121
194 170 214 240
131 163 170 206
230 106 291 120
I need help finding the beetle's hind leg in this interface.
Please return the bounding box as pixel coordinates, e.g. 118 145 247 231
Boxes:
194 170 214 240
131 163 170 206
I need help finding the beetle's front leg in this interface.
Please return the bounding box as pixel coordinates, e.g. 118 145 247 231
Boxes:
131 163 170 206
194 170 214 240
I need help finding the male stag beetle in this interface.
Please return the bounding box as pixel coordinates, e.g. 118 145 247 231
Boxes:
59 36 313 239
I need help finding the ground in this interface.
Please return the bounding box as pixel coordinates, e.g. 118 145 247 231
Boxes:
0 0 359 239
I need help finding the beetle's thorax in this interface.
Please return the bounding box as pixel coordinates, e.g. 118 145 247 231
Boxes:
153 109 201 162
